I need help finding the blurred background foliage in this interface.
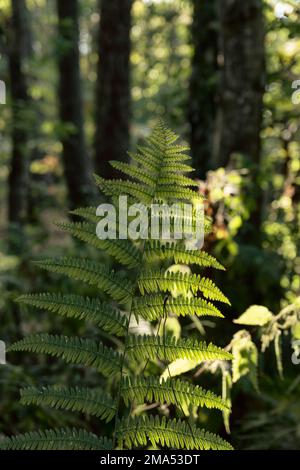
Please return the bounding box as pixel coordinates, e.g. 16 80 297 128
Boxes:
0 0 300 450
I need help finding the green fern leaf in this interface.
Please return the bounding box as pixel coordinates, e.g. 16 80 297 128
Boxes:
20 386 116 422
34 258 133 302
6 121 232 450
110 160 155 186
155 186 203 202
70 206 99 223
128 150 158 173
117 415 233 450
144 241 225 270
56 221 140 268
126 335 232 362
158 174 198 188
95 175 153 203
0 428 112 450
138 269 230 304
121 376 229 411
17 293 128 337
132 294 223 321
160 162 194 173
8 334 121 376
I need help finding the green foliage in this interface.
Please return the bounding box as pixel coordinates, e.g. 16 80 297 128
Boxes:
17 293 128 336
144 241 225 270
121 376 229 411
20 386 116 422
33 258 133 302
235 298 300 377
117 415 233 450
133 294 223 321
2 123 232 450
126 335 232 362
0 428 112 450
234 305 274 326
9 334 121 377
231 331 258 391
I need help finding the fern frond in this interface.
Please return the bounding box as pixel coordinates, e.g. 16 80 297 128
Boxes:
155 186 203 202
110 161 155 187
166 144 191 154
95 175 153 204
34 258 133 302
144 241 225 270
130 153 193 175
158 175 198 187
117 415 233 450
149 206 212 236
20 386 116 422
160 162 194 173
121 376 229 411
146 139 190 162
138 270 230 304
7 122 233 451
136 145 160 167
0 428 112 450
132 294 223 321
8 334 121 376
128 150 158 173
111 160 197 189
56 221 140 268
17 293 128 337
151 122 179 145
126 335 232 362
70 206 99 223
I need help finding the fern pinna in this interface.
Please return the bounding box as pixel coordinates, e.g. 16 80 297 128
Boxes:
1 122 233 450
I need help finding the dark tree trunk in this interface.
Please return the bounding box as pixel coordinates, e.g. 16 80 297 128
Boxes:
215 0 265 169
7 0 30 229
94 0 132 179
215 0 266 234
188 0 218 178
5 0 31 335
56 0 94 210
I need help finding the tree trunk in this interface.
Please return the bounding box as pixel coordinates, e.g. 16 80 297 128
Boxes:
94 0 132 179
188 0 218 178
215 0 266 235
56 0 94 210
215 0 265 169
7 0 30 229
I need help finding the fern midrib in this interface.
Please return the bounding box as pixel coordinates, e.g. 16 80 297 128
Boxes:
121 381 226 409
126 339 225 356
112 126 171 448
6 435 104 450
10 337 121 371
31 296 128 331
119 421 230 449
22 388 117 414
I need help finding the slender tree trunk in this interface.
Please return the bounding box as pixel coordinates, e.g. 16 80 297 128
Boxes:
7 0 30 229
56 0 94 210
94 0 132 179
188 0 218 178
215 0 265 169
215 0 266 235
5 0 31 337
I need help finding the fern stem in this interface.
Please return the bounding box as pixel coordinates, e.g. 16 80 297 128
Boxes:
161 304 198 448
112 123 168 448
112 242 147 448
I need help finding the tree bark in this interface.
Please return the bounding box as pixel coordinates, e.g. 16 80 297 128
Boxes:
215 0 266 235
94 0 132 179
7 0 30 228
215 0 265 169
188 0 218 178
56 0 94 210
